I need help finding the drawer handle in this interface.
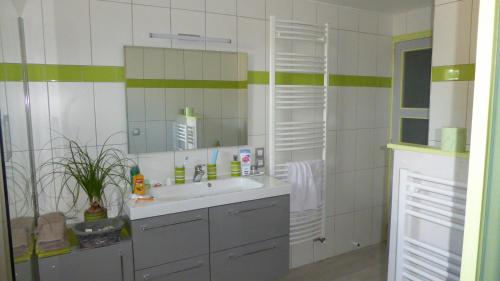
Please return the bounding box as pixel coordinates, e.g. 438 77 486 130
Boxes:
227 203 277 215
142 261 204 281
228 244 277 260
140 216 203 231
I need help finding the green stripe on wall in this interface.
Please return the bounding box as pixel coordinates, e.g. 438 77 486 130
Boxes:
0 63 392 88
392 30 433 43
432 64 476 82
332 75 392 87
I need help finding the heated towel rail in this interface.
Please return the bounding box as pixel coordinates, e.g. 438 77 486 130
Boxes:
395 170 466 281
268 16 329 245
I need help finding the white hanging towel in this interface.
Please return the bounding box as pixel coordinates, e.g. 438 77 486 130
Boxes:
287 160 324 213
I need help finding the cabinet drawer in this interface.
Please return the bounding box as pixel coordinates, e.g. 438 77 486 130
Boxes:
38 240 134 281
210 195 289 251
131 209 209 270
135 255 209 281
211 236 289 281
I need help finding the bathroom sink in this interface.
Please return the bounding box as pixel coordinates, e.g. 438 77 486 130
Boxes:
150 177 264 201
126 175 290 220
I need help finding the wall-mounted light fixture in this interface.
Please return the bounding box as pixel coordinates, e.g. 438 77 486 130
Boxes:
149 33 231 44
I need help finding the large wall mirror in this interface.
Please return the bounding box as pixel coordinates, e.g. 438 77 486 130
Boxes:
124 46 248 153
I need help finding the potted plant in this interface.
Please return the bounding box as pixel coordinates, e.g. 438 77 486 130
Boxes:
42 136 132 222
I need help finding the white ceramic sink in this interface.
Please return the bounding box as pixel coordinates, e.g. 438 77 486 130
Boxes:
150 177 264 201
126 176 290 220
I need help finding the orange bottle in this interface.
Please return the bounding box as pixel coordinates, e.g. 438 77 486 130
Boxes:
133 173 146 195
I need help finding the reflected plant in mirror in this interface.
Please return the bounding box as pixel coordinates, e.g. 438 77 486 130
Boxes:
124 46 248 154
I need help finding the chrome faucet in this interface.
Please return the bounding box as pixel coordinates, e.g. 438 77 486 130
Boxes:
193 164 205 182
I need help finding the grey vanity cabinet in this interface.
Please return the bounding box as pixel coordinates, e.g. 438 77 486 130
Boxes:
131 195 290 281
135 254 210 281
209 195 290 252
38 239 134 281
211 236 289 281
130 208 209 270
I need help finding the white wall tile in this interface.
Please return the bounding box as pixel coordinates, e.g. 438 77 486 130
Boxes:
335 130 355 173
0 0 21 63
357 34 377 76
325 173 335 217
328 29 338 74
406 7 433 33
171 0 205 11
355 129 374 170
94 83 127 145
338 6 358 31
469 0 479 63
375 88 389 128
338 30 358 75
132 5 171 48
290 240 314 268
432 1 471 65
373 128 388 167
376 36 392 77
248 85 266 135
378 13 393 36
43 0 92 65
171 9 205 50
133 0 170 7
0 0 45 63
333 212 354 255
30 83 52 151
317 3 338 28
237 0 265 19
48 83 96 147
207 0 236 15
334 171 354 215
372 167 386 207
336 87 356 130
371 206 384 244
91 0 132 66
358 10 378 34
392 13 407 36
237 17 265 70
5 83 28 151
21 0 46 63
327 86 337 131
138 152 175 184
428 81 468 142
266 0 293 20
354 169 373 211
354 209 372 248
293 0 316 24
326 131 336 175
356 88 375 129
206 13 237 51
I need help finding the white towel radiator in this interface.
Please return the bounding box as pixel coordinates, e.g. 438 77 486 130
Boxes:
394 170 467 281
268 16 329 245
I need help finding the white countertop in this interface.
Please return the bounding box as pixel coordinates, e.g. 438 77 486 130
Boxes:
124 176 290 220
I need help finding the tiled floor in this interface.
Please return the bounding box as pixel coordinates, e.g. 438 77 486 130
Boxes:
280 243 388 281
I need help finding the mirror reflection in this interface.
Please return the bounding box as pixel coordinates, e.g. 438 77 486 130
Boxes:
124 47 248 153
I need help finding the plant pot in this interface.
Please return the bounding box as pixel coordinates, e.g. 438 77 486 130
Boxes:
84 208 108 222
73 217 124 249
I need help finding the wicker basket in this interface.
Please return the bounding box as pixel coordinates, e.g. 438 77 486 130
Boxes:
73 217 124 249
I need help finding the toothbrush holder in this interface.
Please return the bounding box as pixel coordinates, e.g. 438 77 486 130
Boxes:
231 161 241 177
175 166 185 184
207 164 217 180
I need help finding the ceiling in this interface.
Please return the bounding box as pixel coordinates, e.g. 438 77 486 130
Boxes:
316 0 433 13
